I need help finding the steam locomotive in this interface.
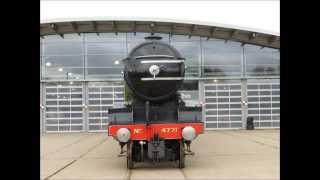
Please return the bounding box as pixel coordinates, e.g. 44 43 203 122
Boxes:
107 35 204 169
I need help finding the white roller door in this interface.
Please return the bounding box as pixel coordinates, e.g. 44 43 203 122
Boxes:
45 82 84 132
204 80 242 129
87 82 124 132
247 79 280 128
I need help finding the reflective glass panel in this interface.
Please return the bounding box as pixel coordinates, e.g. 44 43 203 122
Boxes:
245 44 280 75
202 39 242 76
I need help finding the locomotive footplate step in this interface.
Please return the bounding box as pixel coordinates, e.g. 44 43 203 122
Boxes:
118 142 127 157
184 140 195 155
118 151 127 157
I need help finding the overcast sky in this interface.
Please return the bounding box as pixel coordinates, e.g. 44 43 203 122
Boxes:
41 1 279 34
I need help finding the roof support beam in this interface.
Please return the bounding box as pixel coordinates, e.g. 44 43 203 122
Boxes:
49 23 63 38
90 21 99 36
70 22 80 36
230 29 238 38
169 24 174 37
112 21 118 35
249 32 257 41
150 22 156 35
189 24 196 38
268 35 278 44
132 21 136 35
207 27 217 40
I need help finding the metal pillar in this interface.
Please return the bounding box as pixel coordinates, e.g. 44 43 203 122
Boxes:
83 82 89 132
41 82 46 134
241 44 248 129
241 79 248 129
40 83 43 134
198 80 206 129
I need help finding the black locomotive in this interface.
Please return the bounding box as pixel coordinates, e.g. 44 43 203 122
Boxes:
108 35 203 169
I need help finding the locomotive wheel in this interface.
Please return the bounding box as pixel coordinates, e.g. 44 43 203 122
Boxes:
179 140 185 168
127 141 134 169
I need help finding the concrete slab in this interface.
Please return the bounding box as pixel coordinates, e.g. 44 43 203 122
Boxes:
182 155 279 180
82 136 120 159
41 133 108 179
182 130 279 179
130 165 185 180
40 133 89 157
49 158 129 180
222 130 280 148
192 130 279 155
49 137 129 180
41 159 74 179
41 129 279 180
43 133 107 159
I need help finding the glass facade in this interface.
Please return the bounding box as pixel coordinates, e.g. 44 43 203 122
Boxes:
171 35 200 77
40 32 280 132
42 34 85 80
85 33 127 79
202 39 242 76
244 45 280 76
41 33 280 80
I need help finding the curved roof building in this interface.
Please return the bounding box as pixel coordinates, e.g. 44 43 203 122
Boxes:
40 18 280 133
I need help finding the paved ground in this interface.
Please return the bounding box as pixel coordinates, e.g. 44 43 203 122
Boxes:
41 129 279 180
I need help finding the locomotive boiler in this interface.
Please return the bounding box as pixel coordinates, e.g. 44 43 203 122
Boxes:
107 35 204 169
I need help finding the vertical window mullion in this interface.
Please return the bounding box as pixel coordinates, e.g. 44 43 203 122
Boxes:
228 84 231 128
216 84 219 128
57 85 60 132
69 85 72 131
83 33 87 80
99 86 103 130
